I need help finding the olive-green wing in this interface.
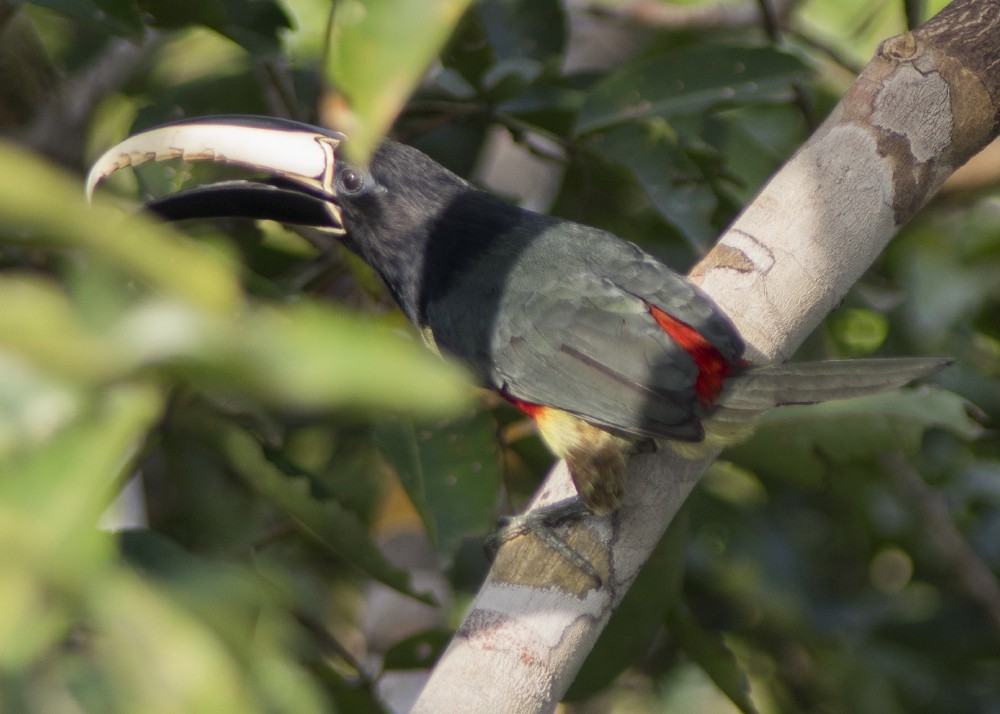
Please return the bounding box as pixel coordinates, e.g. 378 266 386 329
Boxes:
427 222 742 440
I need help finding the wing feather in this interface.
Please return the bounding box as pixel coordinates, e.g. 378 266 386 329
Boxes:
425 217 741 441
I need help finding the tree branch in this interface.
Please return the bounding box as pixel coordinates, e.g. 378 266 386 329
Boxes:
569 0 799 31
881 451 1000 639
20 35 160 168
414 1 1000 711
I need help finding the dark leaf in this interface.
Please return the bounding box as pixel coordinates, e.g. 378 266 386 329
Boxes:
694 104 806 204
382 628 452 670
325 0 475 161
667 605 760 714
478 0 566 61
724 388 982 486
215 423 435 604
587 120 719 248
118 529 282 648
25 0 143 35
497 82 586 135
374 409 502 563
480 57 545 101
576 45 810 135
139 0 293 53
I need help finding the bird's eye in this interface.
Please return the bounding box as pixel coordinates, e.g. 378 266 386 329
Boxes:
338 168 365 194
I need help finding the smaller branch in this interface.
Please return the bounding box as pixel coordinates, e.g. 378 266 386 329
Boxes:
21 34 161 167
294 611 378 687
0 9 57 129
752 0 817 129
755 0 781 43
399 99 573 156
254 56 300 121
494 113 573 157
570 0 799 30
903 0 924 31
785 25 866 76
881 452 1000 640
316 0 339 122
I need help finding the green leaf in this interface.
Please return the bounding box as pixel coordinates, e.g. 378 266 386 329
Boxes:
478 0 566 61
119 530 283 649
325 0 475 162
480 57 545 101
225 302 471 414
137 0 226 32
724 387 982 486
0 140 241 315
894 234 994 341
215 422 434 603
382 627 451 670
698 104 806 205
137 0 294 53
85 570 267 713
24 0 144 35
828 308 890 355
587 120 718 247
0 383 162 569
0 351 85 464
374 409 501 561
667 605 760 714
576 45 810 135
701 460 768 508
0 383 162 670
117 529 339 714
0 276 128 382
565 507 689 700
496 83 586 134
0 272 469 415
217 0 294 53
93 0 145 32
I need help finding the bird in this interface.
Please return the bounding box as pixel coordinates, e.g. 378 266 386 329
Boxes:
87 115 950 527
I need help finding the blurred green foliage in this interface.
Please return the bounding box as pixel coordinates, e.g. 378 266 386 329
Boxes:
0 0 997 712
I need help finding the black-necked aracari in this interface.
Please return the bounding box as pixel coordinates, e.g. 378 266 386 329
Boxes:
87 116 950 518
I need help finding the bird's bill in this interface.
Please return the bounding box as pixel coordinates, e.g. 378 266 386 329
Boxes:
86 115 347 233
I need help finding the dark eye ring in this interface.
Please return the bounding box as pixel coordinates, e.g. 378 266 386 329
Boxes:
339 168 364 194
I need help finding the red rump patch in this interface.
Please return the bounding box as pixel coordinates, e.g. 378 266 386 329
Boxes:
647 303 732 407
504 395 546 419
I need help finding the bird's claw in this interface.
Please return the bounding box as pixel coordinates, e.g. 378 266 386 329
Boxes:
486 497 603 587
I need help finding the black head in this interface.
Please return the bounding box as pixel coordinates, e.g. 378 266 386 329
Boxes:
87 115 495 321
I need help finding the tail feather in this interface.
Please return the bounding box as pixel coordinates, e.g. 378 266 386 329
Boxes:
718 357 952 411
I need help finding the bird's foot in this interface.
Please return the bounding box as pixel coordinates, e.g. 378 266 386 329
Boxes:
634 438 658 454
486 497 602 587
